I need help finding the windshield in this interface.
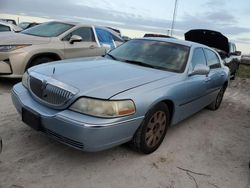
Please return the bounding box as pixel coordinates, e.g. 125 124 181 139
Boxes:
108 39 190 73
21 22 74 37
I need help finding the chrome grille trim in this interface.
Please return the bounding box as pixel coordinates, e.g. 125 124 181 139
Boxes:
43 84 74 105
28 72 78 107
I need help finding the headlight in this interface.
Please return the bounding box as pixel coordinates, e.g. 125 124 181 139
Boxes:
0 44 31 52
69 98 136 118
22 71 29 88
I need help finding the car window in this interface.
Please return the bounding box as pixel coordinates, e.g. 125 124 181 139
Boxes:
233 44 236 52
112 33 123 42
18 22 30 29
95 28 115 49
229 42 235 53
0 24 11 32
64 27 95 42
191 48 207 69
204 49 221 69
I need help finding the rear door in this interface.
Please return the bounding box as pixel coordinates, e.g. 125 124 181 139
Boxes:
63 27 101 58
179 48 209 120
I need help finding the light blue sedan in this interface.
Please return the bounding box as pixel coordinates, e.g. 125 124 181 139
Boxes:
12 38 229 154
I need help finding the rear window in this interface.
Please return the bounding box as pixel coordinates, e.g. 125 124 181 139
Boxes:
191 48 207 69
204 49 221 69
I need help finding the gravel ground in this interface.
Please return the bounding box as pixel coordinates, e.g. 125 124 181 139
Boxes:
0 78 249 188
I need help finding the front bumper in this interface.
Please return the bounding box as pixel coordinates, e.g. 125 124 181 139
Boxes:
11 83 143 152
0 50 29 78
0 59 12 75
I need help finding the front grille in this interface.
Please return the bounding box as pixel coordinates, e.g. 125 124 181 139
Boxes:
29 76 74 106
41 128 84 150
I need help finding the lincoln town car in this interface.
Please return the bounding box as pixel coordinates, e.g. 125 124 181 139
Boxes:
12 38 229 154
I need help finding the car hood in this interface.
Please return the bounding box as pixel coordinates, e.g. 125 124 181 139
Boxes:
185 29 229 53
31 57 176 99
0 32 51 45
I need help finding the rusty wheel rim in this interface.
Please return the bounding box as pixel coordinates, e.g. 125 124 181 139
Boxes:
145 111 167 148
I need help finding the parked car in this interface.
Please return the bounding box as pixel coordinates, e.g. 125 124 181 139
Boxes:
241 55 250 65
18 22 40 30
106 27 121 36
185 29 241 79
12 38 229 154
144 33 172 38
0 21 22 32
122 36 131 42
0 21 123 78
0 137 2 153
0 19 17 25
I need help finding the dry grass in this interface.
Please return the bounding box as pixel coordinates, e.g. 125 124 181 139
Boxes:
237 64 250 79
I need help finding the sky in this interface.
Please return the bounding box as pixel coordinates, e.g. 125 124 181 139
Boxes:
0 0 250 54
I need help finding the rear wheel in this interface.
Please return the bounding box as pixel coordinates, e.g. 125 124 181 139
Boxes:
207 85 226 111
130 102 170 154
231 72 236 80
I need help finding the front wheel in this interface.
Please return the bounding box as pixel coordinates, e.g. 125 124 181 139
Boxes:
130 102 170 154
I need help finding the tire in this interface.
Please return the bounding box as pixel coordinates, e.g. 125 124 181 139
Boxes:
130 102 170 154
207 85 226 111
231 72 236 80
27 57 54 70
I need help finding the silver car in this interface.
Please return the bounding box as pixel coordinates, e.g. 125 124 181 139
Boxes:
12 38 229 154
0 21 123 78
0 21 22 32
0 136 2 153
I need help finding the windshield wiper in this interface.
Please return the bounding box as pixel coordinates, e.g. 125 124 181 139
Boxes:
123 59 156 69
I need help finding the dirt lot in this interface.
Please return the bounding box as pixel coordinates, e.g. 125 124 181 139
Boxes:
0 78 249 188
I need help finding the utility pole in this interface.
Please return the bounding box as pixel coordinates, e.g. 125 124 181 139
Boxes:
170 0 178 37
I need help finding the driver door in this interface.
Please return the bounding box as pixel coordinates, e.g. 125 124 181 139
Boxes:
179 48 209 120
63 27 101 59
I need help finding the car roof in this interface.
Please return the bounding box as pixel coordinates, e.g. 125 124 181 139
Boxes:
47 21 123 39
0 20 12 27
139 37 209 48
49 20 106 28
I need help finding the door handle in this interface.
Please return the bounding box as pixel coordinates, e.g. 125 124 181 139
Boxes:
220 73 225 77
89 45 96 49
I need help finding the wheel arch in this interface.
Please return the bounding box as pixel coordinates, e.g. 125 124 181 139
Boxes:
25 52 62 70
146 98 175 125
224 81 228 88
161 99 175 125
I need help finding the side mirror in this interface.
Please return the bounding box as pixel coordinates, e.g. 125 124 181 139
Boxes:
69 35 82 44
189 64 210 76
230 51 241 56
